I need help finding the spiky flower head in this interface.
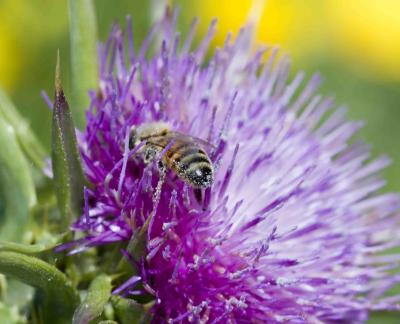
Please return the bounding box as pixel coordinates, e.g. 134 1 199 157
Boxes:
70 12 400 323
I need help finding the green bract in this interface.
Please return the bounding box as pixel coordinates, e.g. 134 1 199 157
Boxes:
51 53 85 229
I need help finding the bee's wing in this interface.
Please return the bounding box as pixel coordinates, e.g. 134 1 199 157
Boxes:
168 131 216 152
144 136 171 150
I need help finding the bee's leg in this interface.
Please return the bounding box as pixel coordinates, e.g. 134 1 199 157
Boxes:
157 159 167 173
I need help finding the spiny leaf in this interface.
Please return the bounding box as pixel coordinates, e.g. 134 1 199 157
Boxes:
72 274 112 324
0 251 79 324
68 0 98 129
51 53 85 229
0 88 46 169
0 116 36 242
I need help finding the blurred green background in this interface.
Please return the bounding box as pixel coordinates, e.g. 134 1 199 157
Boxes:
0 0 399 193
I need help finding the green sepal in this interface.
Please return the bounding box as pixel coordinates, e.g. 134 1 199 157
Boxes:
72 274 112 324
117 213 155 274
0 88 46 170
51 54 85 228
0 116 36 242
68 0 99 129
0 251 79 324
111 296 153 324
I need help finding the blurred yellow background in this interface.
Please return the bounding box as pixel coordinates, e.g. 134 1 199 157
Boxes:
0 0 399 193
193 0 400 81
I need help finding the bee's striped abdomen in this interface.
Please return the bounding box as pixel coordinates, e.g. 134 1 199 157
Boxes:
166 143 213 188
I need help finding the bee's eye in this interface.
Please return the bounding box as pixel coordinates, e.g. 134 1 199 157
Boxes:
128 136 135 150
129 128 137 149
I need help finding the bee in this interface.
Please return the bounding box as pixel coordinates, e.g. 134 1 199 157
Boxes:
129 122 214 188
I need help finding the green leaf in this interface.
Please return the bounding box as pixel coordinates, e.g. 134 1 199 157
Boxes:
72 275 112 324
0 88 46 170
52 53 85 228
0 251 79 324
0 116 36 242
368 312 400 324
2 279 34 316
68 0 98 129
0 274 6 300
0 302 24 324
111 296 153 324
0 241 57 263
0 242 47 255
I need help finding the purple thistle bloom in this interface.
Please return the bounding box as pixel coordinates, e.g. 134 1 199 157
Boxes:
71 13 400 323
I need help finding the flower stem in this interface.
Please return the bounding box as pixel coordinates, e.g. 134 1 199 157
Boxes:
68 0 99 129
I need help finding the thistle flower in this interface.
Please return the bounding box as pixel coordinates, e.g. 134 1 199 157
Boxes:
70 13 400 323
